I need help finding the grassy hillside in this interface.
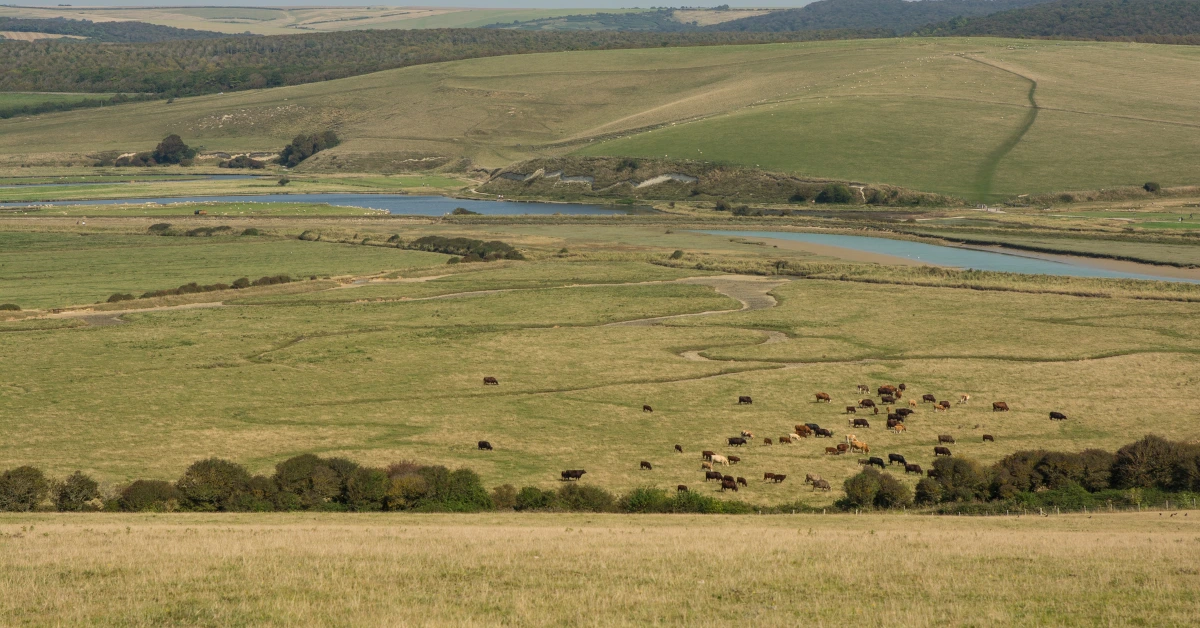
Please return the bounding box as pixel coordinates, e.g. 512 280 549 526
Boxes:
0 38 1197 199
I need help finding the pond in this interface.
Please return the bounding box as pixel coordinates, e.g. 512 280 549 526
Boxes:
0 193 636 215
700 230 1199 283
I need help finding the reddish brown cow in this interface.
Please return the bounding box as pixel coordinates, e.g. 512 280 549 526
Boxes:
938 434 956 444
701 450 715 461
983 434 995 442
824 447 838 455
771 474 787 484
483 377 499 385
860 399 877 409
736 477 748 487
993 402 1010 412
764 472 776 481
721 479 738 492
779 435 793 444
763 438 773 445
738 396 753 405
675 444 683 454
815 392 832 403
846 406 857 414
677 485 688 492
836 443 849 454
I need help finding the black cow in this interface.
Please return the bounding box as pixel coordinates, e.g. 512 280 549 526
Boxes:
934 446 952 457
561 469 586 481
1050 411 1067 421
868 457 885 469
927 469 941 479
643 405 653 413
853 418 870 428
477 441 493 451
736 477 748 487
675 444 684 454
881 395 896 404
640 461 652 470
983 434 995 442
805 423 821 432
905 463 923 475
677 485 688 493
738 396 753 405
483 377 499 385
922 394 936 403
771 474 787 484
888 453 906 466
860 399 877 409
728 437 747 447
898 383 907 391
816 428 833 438
938 434 956 444
896 408 913 417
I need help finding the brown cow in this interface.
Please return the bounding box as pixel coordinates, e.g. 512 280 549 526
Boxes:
993 402 1010 412
721 479 738 492
983 434 995 442
771 474 787 484
723 475 735 483
958 394 970 404
675 444 683 454
677 485 688 493
860 399 876 409
763 438 773 445
705 471 723 482
779 436 793 444
836 443 850 454
728 456 741 464
881 395 896 404
898 383 907 391
905 463 923 475
878 385 897 396
857 384 870 393
815 392 832 403
741 430 754 439
853 418 871 429
909 399 918 408
643 405 653 413
938 434 956 444
738 396 753 405
812 479 831 491
702 450 715 461
702 462 713 470
805 473 822 485
483 377 499 385
846 406 857 414
736 477 748 487
934 446 952 457
824 446 838 455
640 461 653 470
764 472 776 481
795 425 813 437
939 400 951 409
922 394 936 403
1050 411 1067 421
932 404 946 413
892 423 907 433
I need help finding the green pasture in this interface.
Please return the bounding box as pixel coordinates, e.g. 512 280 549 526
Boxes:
0 92 113 108
3 226 1200 505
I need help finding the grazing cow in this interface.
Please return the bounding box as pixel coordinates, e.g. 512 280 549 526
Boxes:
804 423 820 433
938 434 956 444
805 473 823 485
737 477 748 487
853 418 871 429
909 399 918 408
887 418 899 429
857 384 870 393
772 474 787 484
959 394 970 404
836 443 850 454
933 404 946 413
741 430 754 439
675 444 684 454
993 402 1010 412
874 407 880 415
888 453 907 466
483 377 499 385
858 458 871 466
825 447 838 455
779 436 793 444
738 396 753 405
643 405 653 413
846 406 857 414
723 475 735 483
983 434 995 442
705 471 723 482
878 385 897 396
677 485 688 493
561 470 587 481
728 437 747 447
887 413 902 423
816 428 834 438
934 446 952 457
711 454 729 466
927 469 941 479
812 479 832 491
728 456 741 464
764 472 776 481
897 408 914 417
899 383 907 391
905 463 923 475
640 461 653 470
939 400 951 410
815 392 832 403
881 395 896 404
763 438 773 445
477 441 493 451
922 394 936 403
892 424 907 433
721 479 738 492
1050 411 1067 421
860 399 877 409
868 457 885 469
702 462 713 470
702 450 715 461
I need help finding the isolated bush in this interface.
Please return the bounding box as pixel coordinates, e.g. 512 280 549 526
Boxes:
1144 182 1161 193
842 469 881 509
0 466 50 512
446 257 461 264
298 230 319 241
241 228 261 236
220 155 265 169
115 152 155 167
451 207 480 215
618 487 671 513
915 477 942 505
556 483 615 512
147 223 172 233
490 484 517 510
670 249 685 259
514 486 556 511
106 293 135 303
788 190 810 202
277 176 290 186
279 131 340 167
0 303 20 311
118 479 180 512
815 183 854 204
56 471 100 512
714 199 732 212
1113 435 1180 489
151 134 197 165
176 458 252 512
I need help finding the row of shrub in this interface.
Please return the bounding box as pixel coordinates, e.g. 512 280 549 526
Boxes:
108 274 293 302
112 134 198 167
840 435 1200 510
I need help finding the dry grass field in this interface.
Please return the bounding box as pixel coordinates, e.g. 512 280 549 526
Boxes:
2 512 1198 626
1 38 1197 198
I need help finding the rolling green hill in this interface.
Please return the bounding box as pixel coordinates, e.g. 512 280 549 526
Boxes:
0 38 1197 199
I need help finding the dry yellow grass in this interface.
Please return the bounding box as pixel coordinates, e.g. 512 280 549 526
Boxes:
1 512 1197 626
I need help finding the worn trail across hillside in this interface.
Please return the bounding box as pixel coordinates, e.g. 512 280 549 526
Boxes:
964 55 1039 202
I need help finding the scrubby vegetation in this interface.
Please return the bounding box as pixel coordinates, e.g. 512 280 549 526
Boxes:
711 0 1052 34
136 274 292 299
220 155 266 169
113 134 197 167
0 16 232 43
279 131 340 168
405 236 524 262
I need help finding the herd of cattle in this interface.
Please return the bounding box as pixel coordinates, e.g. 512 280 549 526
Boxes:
477 377 1070 495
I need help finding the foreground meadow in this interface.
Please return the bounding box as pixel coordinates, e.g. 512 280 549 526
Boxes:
1 512 1198 626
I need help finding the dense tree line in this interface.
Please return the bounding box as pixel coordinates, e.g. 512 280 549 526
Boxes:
914 0 1200 39
0 28 888 96
0 92 158 120
710 0 1055 34
0 17 235 43
485 9 698 32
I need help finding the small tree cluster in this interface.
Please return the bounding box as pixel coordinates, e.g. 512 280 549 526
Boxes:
406 236 524 261
115 134 197 167
279 131 340 168
138 275 292 299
